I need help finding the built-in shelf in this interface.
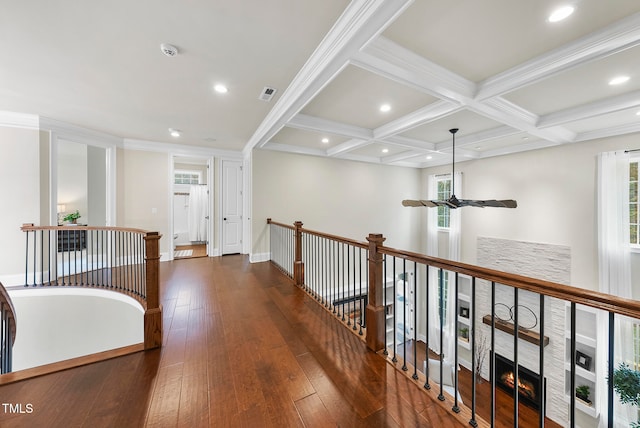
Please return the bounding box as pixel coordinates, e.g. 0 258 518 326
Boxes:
482 315 550 347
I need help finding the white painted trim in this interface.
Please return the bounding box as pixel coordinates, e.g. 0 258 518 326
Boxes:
476 11 640 100
0 110 39 130
40 116 123 148
124 138 241 159
243 0 414 155
250 252 271 264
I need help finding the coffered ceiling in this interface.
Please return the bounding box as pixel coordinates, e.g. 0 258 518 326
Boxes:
2 0 640 167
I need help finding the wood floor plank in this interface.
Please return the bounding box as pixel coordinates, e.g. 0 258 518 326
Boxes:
0 255 503 428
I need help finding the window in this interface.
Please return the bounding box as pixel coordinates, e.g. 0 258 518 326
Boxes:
436 176 452 228
437 270 450 322
630 161 638 245
174 170 201 185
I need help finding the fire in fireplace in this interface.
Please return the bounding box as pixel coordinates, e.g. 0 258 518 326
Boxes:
493 353 545 411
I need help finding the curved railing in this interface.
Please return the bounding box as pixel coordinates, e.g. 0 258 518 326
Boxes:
268 219 640 428
0 282 17 374
20 224 162 351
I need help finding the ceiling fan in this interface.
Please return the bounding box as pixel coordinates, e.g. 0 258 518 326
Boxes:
402 128 517 209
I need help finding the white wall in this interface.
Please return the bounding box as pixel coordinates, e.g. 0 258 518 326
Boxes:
117 148 170 256
422 133 640 293
0 127 44 285
9 288 143 371
251 149 423 258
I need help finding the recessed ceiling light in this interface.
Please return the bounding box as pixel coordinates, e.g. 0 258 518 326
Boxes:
214 84 228 94
382 148 389 153
548 5 574 22
169 128 181 137
426 155 433 160
636 110 640 116
379 104 391 113
609 75 630 86
321 137 329 144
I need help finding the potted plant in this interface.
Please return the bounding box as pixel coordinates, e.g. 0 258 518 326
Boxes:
576 384 591 405
459 327 469 341
63 210 81 224
612 363 640 426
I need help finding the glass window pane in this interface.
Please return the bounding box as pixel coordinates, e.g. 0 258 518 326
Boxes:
631 182 638 203
631 225 638 245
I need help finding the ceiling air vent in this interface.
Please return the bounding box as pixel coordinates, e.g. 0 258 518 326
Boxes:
258 86 277 102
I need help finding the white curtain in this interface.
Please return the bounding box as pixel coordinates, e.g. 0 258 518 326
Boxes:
596 151 634 427
426 173 462 362
188 185 208 242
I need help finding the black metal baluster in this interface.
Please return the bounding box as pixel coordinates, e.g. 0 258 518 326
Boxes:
438 268 445 401
570 302 577 428
538 294 545 428
412 261 418 380
392 257 397 363
24 230 29 287
383 254 388 355
73 229 78 286
491 281 496 427
39 229 43 286
608 311 614 428
452 272 460 413
424 264 430 390
341 243 346 322
32 230 37 286
514 288 519 427
470 276 478 427
402 258 407 371
358 247 363 335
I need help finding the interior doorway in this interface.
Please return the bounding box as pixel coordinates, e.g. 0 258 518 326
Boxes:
172 156 211 259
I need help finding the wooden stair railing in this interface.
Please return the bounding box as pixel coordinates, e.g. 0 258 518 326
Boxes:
20 224 162 351
268 219 640 428
0 281 17 374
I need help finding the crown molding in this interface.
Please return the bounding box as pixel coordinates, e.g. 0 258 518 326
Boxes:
261 142 328 157
243 0 413 156
40 117 123 148
326 139 370 157
373 100 460 139
124 139 242 159
0 110 39 130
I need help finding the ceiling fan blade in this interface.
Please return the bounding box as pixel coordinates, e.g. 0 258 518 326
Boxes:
402 199 439 207
457 198 518 208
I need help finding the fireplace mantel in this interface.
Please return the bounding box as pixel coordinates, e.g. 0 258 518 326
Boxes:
482 315 550 347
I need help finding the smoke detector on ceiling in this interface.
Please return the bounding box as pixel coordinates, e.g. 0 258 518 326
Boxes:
160 43 179 57
258 86 277 102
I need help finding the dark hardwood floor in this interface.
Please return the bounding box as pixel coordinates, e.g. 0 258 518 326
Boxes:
0 255 470 427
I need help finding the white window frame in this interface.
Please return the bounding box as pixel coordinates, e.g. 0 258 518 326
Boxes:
630 158 640 252
174 169 202 185
436 174 452 230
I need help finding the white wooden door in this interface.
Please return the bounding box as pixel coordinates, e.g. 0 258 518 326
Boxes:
222 160 243 255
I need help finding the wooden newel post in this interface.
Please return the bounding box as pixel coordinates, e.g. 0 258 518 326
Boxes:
294 221 304 287
144 232 163 350
365 233 386 352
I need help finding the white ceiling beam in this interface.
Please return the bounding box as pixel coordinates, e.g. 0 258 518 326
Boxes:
262 142 330 157
353 36 475 103
476 12 640 100
287 113 373 140
575 122 640 143
538 90 640 128
326 139 371 157
243 0 414 155
373 100 460 139
383 135 437 151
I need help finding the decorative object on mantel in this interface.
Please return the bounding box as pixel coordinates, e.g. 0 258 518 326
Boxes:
402 128 518 209
63 210 81 224
482 314 550 347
